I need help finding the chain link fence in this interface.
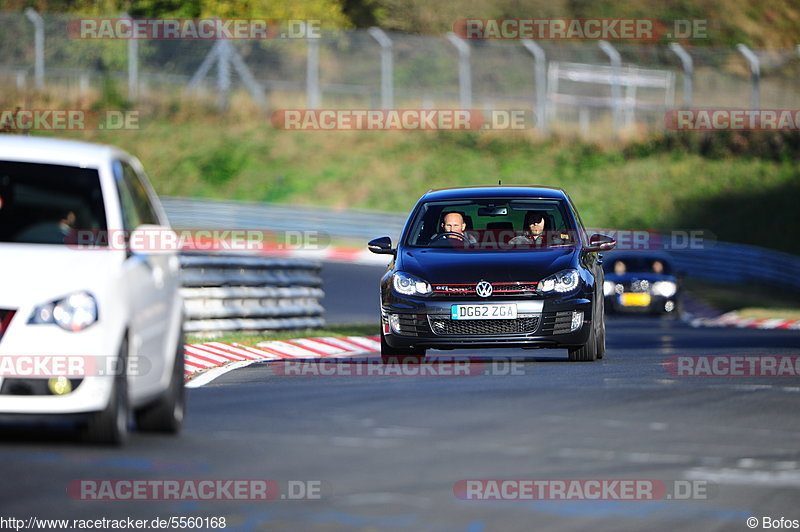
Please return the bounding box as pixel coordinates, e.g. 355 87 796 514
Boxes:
2 11 800 136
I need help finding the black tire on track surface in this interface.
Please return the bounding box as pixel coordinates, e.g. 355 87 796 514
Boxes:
82 335 130 445
136 331 186 434
568 322 598 362
597 298 606 359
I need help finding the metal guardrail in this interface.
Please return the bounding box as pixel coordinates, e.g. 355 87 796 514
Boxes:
162 196 408 242
666 243 800 292
180 253 324 337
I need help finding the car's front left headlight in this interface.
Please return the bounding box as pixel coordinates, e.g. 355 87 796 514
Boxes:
603 280 616 296
29 291 98 332
652 281 677 298
392 272 432 296
538 269 580 294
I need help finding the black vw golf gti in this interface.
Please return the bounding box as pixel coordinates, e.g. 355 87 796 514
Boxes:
368 186 616 362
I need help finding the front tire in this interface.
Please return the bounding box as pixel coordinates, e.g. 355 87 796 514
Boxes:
135 331 186 434
596 298 606 359
380 333 426 364
82 335 129 445
568 322 598 362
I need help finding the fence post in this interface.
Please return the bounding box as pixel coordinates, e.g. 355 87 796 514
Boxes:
598 40 622 134
521 40 548 134
307 27 321 109
122 13 138 102
24 8 44 89
368 27 393 109
446 32 471 109
217 40 231 111
736 43 760 109
669 42 693 107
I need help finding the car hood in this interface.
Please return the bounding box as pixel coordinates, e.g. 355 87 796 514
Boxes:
0 245 123 307
397 246 579 283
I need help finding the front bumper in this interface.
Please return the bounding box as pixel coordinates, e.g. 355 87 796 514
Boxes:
381 295 593 351
0 317 118 415
605 293 677 314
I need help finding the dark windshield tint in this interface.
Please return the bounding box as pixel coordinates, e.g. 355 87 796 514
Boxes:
405 199 577 249
0 161 107 245
603 257 673 275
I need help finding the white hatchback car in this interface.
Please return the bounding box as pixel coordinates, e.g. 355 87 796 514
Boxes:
0 135 185 444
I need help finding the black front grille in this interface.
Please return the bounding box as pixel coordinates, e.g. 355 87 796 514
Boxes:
0 309 15 342
431 282 538 297
540 311 575 335
428 316 540 336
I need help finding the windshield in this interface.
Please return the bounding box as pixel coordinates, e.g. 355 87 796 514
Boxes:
603 257 673 275
404 198 579 250
0 161 107 245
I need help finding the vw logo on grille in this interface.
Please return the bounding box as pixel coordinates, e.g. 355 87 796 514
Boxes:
475 281 493 298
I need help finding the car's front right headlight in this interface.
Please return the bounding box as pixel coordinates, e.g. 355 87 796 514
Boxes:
652 281 677 298
28 291 98 332
392 272 432 296
538 269 580 294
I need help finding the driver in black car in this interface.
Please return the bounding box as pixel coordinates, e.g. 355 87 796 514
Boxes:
433 211 477 244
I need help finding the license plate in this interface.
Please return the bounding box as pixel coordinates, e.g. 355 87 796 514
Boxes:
451 304 518 320
620 293 651 307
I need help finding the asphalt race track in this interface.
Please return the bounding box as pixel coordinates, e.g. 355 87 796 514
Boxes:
1 262 799 532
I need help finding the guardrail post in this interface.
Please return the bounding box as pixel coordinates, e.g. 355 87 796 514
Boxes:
368 27 393 109
736 43 760 109
24 8 44 89
122 13 138 102
307 26 321 109
669 42 693 107
446 32 471 109
521 40 548 134
599 40 622 134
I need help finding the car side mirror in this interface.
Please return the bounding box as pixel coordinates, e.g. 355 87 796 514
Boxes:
587 233 616 252
368 236 396 255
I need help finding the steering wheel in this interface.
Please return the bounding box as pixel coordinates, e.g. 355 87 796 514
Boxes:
430 232 466 243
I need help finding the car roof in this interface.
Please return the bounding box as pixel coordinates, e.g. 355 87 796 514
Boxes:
420 186 569 202
0 135 129 168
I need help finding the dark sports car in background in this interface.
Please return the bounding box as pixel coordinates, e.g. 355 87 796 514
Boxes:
602 252 680 315
368 186 616 362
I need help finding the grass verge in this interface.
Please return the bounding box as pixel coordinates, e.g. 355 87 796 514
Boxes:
187 323 379 346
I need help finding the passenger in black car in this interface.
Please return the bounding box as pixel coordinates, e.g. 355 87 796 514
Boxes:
509 210 547 246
